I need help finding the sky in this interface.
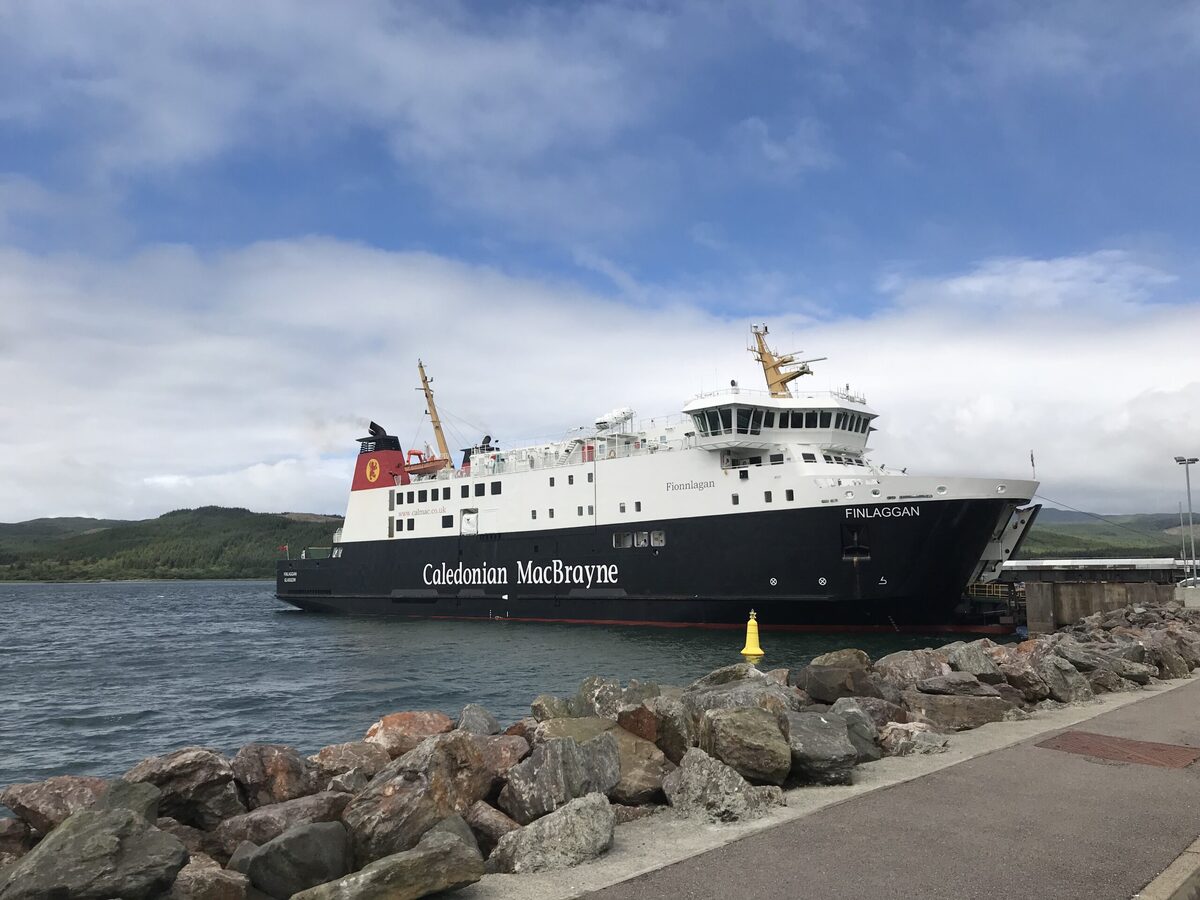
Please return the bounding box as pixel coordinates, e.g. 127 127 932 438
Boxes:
2 0 1199 522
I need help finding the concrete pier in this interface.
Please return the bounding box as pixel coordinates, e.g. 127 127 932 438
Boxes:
1026 581 1176 633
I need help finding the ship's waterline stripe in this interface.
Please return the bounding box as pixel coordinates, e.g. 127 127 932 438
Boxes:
845 505 921 519
422 560 619 588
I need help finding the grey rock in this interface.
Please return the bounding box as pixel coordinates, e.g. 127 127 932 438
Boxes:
0 807 187 900
466 734 530 780
503 716 539 740
994 682 1028 707
1037 656 1095 703
428 813 482 860
662 748 784 824
307 742 392 782
489 793 614 874
794 665 882 703
916 672 1001 697
681 677 806 728
901 691 1012 731
0 774 109 833
574 675 624 719
95 779 161 824
497 734 618 825
783 711 858 784
530 694 575 721
847 697 907 729
808 648 872 670
1088 668 1140 694
829 698 883 763
531 718 672 804
124 747 247 830
1147 642 1190 679
291 830 484 900
327 768 370 795
612 804 664 825
0 820 30 863
874 649 950 685
341 730 494 867
688 663 763 689
879 722 950 756
617 695 696 765
246 821 351 900
227 840 258 874
1110 658 1157 685
948 642 1005 684
232 743 316 809
464 801 520 857
1054 641 1110 673
999 656 1052 702
156 816 228 864
215 791 351 858
164 852 251 900
457 703 501 735
698 707 791 785
620 678 662 708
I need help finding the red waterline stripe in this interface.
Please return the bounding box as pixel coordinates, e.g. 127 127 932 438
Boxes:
410 613 1013 635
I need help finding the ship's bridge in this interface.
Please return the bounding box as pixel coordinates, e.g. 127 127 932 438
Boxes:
682 387 876 453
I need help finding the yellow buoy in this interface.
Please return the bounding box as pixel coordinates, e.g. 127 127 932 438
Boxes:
740 609 764 663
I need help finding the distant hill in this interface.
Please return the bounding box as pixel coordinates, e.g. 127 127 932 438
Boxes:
1019 510 1190 559
0 507 343 582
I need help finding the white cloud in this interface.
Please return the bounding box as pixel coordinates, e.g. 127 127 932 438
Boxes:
728 117 837 181
1 239 1197 521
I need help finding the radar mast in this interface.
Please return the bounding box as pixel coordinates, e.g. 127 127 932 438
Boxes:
749 324 825 398
417 360 453 470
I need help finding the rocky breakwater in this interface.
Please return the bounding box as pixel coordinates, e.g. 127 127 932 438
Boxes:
3 599 1199 899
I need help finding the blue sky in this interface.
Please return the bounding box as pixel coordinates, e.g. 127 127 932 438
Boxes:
2 1 1199 519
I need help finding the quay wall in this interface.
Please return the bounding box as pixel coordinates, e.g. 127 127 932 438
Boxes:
1026 582 1176 634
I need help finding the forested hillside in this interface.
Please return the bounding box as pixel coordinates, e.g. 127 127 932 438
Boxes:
1018 512 1188 559
0 507 342 581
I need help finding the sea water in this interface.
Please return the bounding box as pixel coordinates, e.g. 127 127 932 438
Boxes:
0 580 953 788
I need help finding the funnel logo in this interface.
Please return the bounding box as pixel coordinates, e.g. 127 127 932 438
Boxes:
365 458 380 483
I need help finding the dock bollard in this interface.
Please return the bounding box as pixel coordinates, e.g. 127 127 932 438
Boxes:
740 609 764 664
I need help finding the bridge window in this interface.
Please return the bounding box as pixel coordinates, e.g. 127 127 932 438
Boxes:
779 412 789 429
750 409 764 435
861 417 871 433
805 411 818 428
719 408 732 434
836 412 845 429
736 407 751 434
792 411 805 428
763 411 775 428
819 411 831 428
693 414 708 435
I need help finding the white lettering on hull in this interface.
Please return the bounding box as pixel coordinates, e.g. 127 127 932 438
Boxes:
845 506 921 519
422 560 619 587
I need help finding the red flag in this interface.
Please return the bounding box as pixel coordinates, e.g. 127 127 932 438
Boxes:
278 544 288 552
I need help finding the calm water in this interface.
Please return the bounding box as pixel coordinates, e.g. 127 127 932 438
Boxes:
0 580 953 790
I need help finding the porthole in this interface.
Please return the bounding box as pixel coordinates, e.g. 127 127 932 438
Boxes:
870 488 881 497
844 490 854 499
936 485 948 495
996 484 1007 494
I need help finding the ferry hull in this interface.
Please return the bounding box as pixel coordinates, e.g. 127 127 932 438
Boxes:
276 497 1020 628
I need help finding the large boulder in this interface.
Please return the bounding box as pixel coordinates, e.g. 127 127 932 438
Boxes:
1109 658 1157 685
456 704 501 735
617 695 695 764
156 817 227 864
662 748 783 823
465 801 521 857
364 711 454 759
292 829 484 900
0 819 31 870
901 691 1011 731
1037 657 1094 703
829 698 883 763
948 642 1005 684
466 734 530 781
874 649 950 685
307 741 392 782
245 821 352 900
489 793 614 874
848 697 908 729
341 730 495 866
95 780 162 824
1088 668 1140 694
215 791 351 857
164 852 251 900
783 711 858 784
681 676 806 728
530 694 574 721
698 707 791 785
573 675 624 719
879 722 950 756
231 744 316 809
497 734 619 825
794 665 881 703
1146 641 1190 679
534 717 673 804
998 656 1051 702
0 775 109 833
808 648 872 669
0 807 187 900
125 747 247 830
916 672 1001 697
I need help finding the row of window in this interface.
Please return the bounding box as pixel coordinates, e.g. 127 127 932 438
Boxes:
692 406 871 437
731 489 797 506
613 530 667 548
532 505 597 520
547 473 595 487
390 482 500 510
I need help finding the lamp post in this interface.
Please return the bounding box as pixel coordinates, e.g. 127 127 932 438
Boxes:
1176 456 1198 582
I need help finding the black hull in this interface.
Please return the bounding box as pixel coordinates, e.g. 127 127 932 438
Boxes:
276 499 1016 629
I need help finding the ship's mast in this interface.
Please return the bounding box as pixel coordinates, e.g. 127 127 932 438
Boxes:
418 360 453 467
749 324 824 398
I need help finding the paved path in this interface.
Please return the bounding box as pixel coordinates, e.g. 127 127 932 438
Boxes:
589 680 1200 900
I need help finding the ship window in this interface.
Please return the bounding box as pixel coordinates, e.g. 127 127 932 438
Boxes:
764 491 772 503
407 518 415 530
779 412 789 429
475 483 485 497
491 481 501 495
823 454 834 463
750 409 764 435
578 506 584 516
418 489 428 502
650 530 666 547
861 417 871 433
549 509 555 519
693 414 708 436
634 531 649 548
569 474 575 485
835 412 845 429
739 469 749 480
719 407 732 434
441 515 453 528
770 453 784 465
792 411 805 428
389 490 395 511
388 517 395 538
802 453 817 463
805 411 818 428
706 410 721 435
588 504 594 514
620 502 626 513
819 411 831 428
461 485 469 498
764 411 775 428
736 407 751 434
786 489 795 501
407 491 415 504
549 477 555 487
588 472 594 483
613 532 632 549
635 501 642 512
531 510 537 519
732 493 740 505
748 456 762 466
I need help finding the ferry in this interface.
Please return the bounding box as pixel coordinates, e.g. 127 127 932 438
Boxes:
277 326 1039 629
